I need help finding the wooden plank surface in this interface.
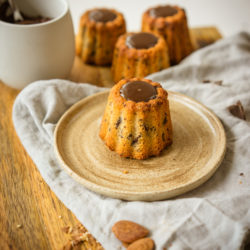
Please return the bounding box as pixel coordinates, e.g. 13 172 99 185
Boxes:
0 27 222 250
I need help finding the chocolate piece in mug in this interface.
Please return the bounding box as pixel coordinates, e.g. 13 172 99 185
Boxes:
16 14 51 25
228 101 246 120
0 0 14 22
0 0 51 24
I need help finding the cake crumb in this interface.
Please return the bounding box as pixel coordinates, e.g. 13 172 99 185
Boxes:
239 173 244 176
239 181 242 184
62 224 95 250
62 226 72 234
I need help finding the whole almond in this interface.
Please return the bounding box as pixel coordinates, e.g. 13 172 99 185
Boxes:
127 238 155 250
112 220 149 243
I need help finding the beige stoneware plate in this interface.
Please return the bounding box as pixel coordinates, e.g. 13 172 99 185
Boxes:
54 90 226 201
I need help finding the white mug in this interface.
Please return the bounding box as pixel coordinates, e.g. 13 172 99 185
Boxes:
0 0 75 89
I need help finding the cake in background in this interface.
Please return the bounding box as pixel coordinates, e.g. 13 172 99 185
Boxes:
142 5 193 65
111 32 170 83
76 8 126 65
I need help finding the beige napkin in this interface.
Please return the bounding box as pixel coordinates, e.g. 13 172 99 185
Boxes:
13 32 250 249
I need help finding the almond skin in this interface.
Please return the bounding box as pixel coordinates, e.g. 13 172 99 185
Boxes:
112 220 149 243
127 238 155 250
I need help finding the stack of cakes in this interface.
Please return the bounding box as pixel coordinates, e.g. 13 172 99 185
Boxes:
76 5 193 82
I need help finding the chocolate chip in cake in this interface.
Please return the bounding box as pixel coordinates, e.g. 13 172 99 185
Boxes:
143 124 149 132
127 134 133 140
115 117 121 129
150 127 156 132
131 135 141 145
162 133 165 141
163 114 168 124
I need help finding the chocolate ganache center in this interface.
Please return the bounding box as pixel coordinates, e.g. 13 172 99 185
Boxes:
89 9 117 22
150 5 178 18
120 81 157 102
126 32 158 49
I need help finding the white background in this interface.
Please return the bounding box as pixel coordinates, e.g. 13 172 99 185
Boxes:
67 0 250 37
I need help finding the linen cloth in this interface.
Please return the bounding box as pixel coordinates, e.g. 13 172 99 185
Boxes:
12 32 250 250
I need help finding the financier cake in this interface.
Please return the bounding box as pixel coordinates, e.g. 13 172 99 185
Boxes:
111 32 170 83
99 78 173 160
142 5 193 65
76 8 126 65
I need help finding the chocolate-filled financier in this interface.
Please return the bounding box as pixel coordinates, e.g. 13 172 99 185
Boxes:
99 78 173 160
142 5 193 65
111 32 170 83
76 8 126 65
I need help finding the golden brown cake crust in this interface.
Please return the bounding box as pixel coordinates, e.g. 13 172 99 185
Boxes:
99 78 173 160
142 5 193 65
111 32 170 83
76 8 126 66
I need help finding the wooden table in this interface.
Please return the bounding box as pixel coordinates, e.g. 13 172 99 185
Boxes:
0 27 224 250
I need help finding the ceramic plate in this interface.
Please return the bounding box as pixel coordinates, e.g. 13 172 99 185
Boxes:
54 91 226 201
